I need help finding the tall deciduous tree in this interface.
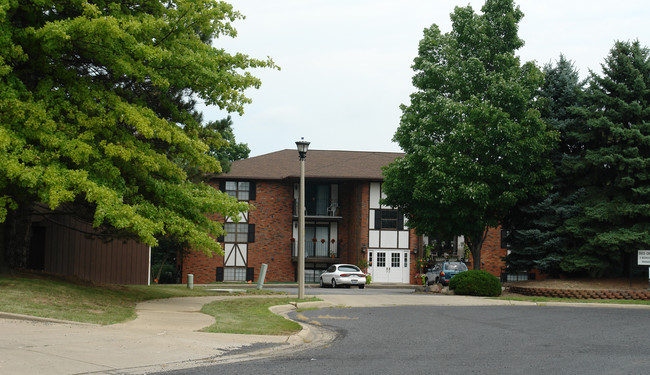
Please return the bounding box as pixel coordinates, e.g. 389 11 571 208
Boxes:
0 0 276 268
503 56 586 276
382 0 556 269
562 40 650 276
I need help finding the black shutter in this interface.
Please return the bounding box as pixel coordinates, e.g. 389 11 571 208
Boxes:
501 230 510 248
219 181 226 192
248 182 256 201
246 267 254 282
374 210 381 229
216 267 224 282
217 234 224 242
248 224 255 243
397 212 404 231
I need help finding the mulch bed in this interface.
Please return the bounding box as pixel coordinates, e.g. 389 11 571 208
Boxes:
504 278 650 300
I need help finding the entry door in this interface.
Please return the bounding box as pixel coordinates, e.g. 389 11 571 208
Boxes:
369 250 409 283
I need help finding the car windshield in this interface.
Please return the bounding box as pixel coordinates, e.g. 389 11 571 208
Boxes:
338 266 361 272
445 263 467 271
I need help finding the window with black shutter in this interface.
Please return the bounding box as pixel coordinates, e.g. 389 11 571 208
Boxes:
374 209 404 230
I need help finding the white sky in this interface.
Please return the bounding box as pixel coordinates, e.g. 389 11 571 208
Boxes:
200 0 650 157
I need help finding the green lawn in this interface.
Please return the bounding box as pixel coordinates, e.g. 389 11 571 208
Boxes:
0 273 289 325
200 297 319 335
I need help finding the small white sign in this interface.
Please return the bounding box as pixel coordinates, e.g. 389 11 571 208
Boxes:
638 250 650 266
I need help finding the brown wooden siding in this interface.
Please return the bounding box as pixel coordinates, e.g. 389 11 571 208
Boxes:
38 215 150 285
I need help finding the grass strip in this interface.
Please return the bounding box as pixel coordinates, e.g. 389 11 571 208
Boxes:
200 297 319 335
0 273 282 325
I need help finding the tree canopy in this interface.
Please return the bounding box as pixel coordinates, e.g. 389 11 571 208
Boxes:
382 0 556 268
0 0 276 266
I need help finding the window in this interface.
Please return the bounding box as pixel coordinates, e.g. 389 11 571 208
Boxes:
305 224 330 257
374 209 404 230
224 181 255 201
224 223 247 243
305 263 329 283
224 267 246 281
223 223 255 243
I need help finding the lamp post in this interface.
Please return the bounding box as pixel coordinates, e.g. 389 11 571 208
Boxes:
296 138 310 299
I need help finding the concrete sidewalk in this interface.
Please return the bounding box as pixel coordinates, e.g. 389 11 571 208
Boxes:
0 295 324 375
0 290 613 375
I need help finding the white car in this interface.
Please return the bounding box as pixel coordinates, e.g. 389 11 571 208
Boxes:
320 264 367 289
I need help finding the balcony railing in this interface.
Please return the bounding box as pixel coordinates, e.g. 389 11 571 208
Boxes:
292 199 340 217
291 241 340 258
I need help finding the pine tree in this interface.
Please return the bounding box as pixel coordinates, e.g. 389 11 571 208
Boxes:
504 56 585 276
562 41 650 276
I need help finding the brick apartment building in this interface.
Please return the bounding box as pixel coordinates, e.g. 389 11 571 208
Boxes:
182 149 509 285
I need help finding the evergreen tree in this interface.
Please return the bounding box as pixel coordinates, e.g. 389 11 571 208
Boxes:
504 56 585 276
562 40 650 276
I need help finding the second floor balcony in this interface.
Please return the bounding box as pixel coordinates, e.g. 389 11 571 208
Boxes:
292 199 341 218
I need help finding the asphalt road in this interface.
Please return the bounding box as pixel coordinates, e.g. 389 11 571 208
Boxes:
157 304 650 375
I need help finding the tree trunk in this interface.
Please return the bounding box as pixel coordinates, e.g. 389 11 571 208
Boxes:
0 220 8 273
4 206 32 270
467 228 489 271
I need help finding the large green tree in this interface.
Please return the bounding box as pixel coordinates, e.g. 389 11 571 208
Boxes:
0 0 276 268
503 56 586 276
382 0 556 269
562 40 650 276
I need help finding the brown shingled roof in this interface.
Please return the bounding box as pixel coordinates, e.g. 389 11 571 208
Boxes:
218 149 404 180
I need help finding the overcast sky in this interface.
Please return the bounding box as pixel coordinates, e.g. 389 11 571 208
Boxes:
200 0 650 157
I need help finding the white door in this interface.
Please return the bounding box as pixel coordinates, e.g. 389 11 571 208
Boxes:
369 250 410 283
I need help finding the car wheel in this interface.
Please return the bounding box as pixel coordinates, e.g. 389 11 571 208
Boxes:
359 284 365 289
319 278 324 288
332 279 337 288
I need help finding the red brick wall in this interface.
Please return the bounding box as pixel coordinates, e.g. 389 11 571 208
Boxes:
248 181 294 282
477 227 507 278
182 180 295 283
182 250 222 284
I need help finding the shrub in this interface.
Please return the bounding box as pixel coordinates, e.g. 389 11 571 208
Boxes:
449 270 502 297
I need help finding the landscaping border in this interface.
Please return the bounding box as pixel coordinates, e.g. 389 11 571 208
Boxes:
509 286 650 300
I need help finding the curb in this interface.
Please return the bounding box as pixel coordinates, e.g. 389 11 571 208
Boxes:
0 311 98 326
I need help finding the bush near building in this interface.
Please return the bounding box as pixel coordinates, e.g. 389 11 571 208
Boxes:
449 270 502 297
